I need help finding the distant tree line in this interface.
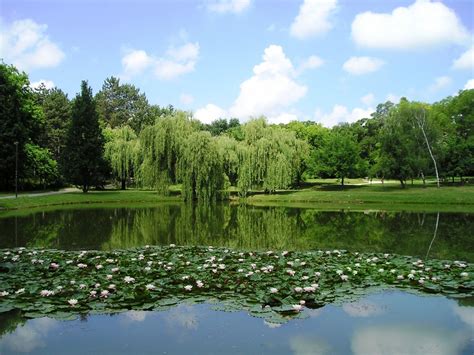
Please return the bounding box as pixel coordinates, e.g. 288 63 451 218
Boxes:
1 62 473 200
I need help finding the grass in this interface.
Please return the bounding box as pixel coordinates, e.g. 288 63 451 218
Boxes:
1 181 473 213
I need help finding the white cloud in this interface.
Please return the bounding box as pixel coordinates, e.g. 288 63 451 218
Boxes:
297 55 324 74
351 0 470 50
0 318 57 353
206 0 251 14
194 104 227 124
464 79 474 90
229 45 307 119
452 47 474 70
452 304 474 328
315 104 374 127
343 56 384 75
121 50 153 78
290 0 337 39
429 76 452 92
351 324 470 355
180 93 195 105
361 93 375 106
0 19 65 70
30 79 55 90
343 301 385 317
269 112 298 124
290 335 332 355
120 42 199 81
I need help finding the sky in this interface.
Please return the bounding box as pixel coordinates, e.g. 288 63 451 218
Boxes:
1 0 473 126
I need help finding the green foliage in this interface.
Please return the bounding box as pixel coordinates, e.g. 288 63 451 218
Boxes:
24 143 59 187
316 128 362 185
95 77 151 133
179 131 225 202
63 81 108 192
104 126 137 189
135 112 195 193
0 63 43 189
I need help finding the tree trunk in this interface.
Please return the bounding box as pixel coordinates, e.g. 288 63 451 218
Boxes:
341 176 344 186
416 110 440 188
421 171 426 186
121 178 126 190
82 184 88 193
399 179 405 188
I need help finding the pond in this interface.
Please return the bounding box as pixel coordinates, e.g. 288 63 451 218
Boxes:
0 204 473 354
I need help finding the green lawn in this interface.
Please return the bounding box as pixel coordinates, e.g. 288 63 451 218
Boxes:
1 183 473 212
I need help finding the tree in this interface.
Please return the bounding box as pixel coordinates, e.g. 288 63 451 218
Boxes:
0 63 43 190
317 128 362 186
179 131 225 202
24 143 59 188
104 126 137 190
63 81 107 192
135 111 195 193
95 76 151 133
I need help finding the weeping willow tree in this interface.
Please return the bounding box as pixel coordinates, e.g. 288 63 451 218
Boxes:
215 135 241 186
179 131 225 202
104 125 137 189
237 118 309 196
135 112 195 194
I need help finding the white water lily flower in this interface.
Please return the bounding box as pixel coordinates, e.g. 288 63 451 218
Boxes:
418 279 425 284
106 274 113 280
77 263 87 269
301 276 309 280
270 287 278 294
352 271 358 275
408 274 415 279
100 290 109 298
196 280 204 288
461 272 469 277
304 286 315 293
169 244 176 247
294 287 303 293
384 253 389 258
182 275 190 280
287 269 295 276
355 263 361 268
94 283 101 289
378 269 384 273
0 291 9 297
144 267 151 271
79 284 86 289
15 288 25 294
282 251 288 256
112 267 119 273
311 283 319 289
238 269 244 273
336 270 343 275
50 262 59 269
431 277 438 281
124 276 135 283
219 264 226 269
106 259 114 263
315 272 321 277
108 284 116 290
184 285 193 291
40 290 54 297
186 261 191 265
146 284 156 290
292 304 303 312
397 275 404 280
96 264 103 270
238 259 244 262
340 275 349 281
90 291 97 297
390 269 397 273
68 299 78 306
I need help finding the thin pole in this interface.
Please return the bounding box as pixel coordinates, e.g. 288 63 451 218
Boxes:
14 141 18 198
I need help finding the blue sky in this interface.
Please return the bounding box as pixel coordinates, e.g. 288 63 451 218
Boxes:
1 0 473 126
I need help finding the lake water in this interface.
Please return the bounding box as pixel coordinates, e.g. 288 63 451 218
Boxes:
0 204 473 353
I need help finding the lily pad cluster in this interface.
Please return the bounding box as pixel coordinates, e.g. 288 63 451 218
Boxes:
0 246 472 323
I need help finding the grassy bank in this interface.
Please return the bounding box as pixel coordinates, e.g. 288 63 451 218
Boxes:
245 184 474 212
0 190 180 210
1 183 473 212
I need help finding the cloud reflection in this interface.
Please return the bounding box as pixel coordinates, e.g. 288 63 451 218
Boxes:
165 305 199 330
289 335 332 355
0 318 57 353
351 324 470 355
452 304 474 329
342 301 385 318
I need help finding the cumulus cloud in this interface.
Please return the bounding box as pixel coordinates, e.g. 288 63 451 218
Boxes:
351 0 470 50
315 104 374 127
229 45 307 119
0 19 65 70
464 79 474 90
290 0 337 39
386 93 401 103
120 42 199 80
30 79 55 90
194 104 227 124
428 76 452 92
452 47 474 70
297 55 324 74
206 0 251 14
343 56 384 75
351 324 470 355
195 45 307 123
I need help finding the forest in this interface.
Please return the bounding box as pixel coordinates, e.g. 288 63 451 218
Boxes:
1 63 473 201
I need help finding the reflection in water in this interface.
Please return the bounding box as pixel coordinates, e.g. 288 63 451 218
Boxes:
0 204 473 261
0 318 57 353
350 324 470 355
342 301 386 318
0 292 472 354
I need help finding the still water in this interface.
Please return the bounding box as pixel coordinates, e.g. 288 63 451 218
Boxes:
0 292 472 354
0 204 472 261
0 204 473 353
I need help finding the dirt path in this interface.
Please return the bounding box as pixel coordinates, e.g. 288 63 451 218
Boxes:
0 187 79 199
